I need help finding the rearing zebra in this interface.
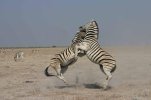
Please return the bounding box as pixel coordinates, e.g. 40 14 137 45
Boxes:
75 20 116 89
45 31 86 83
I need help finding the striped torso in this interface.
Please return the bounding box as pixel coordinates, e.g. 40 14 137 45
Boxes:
86 40 116 65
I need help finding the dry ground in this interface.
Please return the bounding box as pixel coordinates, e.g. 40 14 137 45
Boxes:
0 46 151 100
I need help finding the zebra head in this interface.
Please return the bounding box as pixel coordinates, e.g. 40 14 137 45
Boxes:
79 20 99 40
72 31 86 44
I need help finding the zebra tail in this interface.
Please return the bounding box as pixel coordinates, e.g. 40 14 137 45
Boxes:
111 65 116 73
44 66 56 77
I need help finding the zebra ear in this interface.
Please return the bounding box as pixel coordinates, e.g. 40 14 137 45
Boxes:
92 20 97 26
90 19 97 26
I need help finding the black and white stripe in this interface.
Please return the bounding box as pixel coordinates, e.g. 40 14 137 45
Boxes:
45 31 86 83
75 20 116 89
72 31 85 44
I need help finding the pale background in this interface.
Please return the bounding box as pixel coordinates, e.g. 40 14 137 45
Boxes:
0 0 151 47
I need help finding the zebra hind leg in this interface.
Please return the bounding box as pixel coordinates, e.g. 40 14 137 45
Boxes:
102 67 112 90
55 65 68 84
61 65 68 74
99 64 112 90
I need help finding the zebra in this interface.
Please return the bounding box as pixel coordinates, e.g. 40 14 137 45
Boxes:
14 51 24 62
45 31 87 84
75 20 116 89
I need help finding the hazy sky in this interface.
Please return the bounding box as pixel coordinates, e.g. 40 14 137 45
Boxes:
0 0 151 47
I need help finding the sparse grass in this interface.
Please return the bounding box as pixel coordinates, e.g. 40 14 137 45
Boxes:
0 47 151 100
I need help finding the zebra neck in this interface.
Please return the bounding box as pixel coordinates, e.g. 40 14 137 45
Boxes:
70 43 76 53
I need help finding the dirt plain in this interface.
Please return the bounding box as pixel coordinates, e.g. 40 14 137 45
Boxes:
0 46 151 100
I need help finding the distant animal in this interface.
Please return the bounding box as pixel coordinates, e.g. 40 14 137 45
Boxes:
44 30 87 84
32 49 39 54
75 20 116 89
14 51 24 61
